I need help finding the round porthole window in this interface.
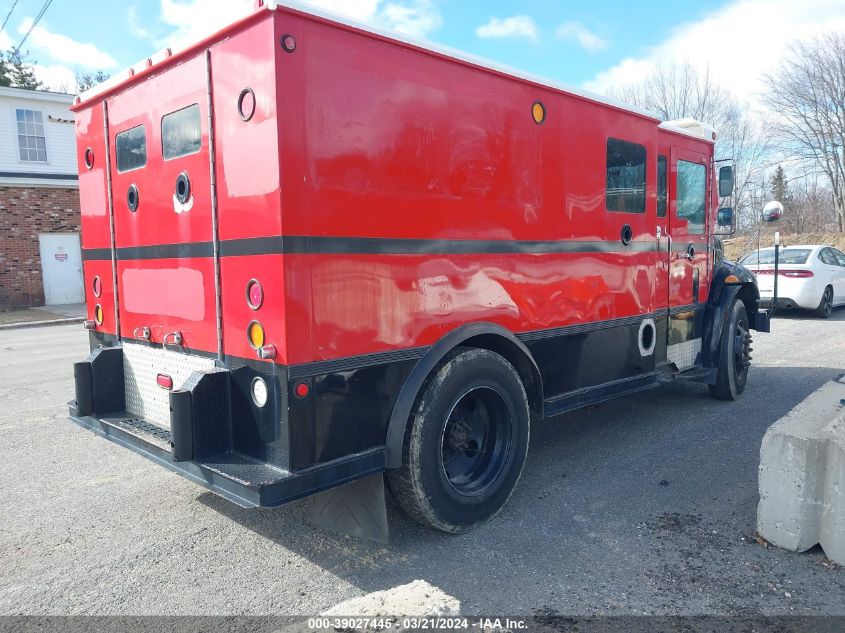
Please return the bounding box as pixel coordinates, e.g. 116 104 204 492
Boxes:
237 88 256 122
175 172 191 204
127 184 140 212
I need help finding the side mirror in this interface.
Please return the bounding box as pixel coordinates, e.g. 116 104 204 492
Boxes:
717 207 734 227
762 200 784 222
718 165 734 198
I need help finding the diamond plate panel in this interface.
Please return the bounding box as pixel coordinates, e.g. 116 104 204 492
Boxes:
123 342 216 428
667 338 702 371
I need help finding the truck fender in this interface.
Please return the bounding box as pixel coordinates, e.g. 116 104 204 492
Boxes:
701 260 762 368
384 322 543 469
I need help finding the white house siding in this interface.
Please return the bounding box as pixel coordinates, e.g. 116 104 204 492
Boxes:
0 86 78 188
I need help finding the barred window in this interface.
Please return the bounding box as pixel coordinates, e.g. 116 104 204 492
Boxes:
16 109 47 162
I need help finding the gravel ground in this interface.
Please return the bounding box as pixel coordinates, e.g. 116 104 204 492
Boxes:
1 309 844 617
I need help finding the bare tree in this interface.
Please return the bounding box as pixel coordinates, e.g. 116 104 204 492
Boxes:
763 32 845 233
608 62 771 229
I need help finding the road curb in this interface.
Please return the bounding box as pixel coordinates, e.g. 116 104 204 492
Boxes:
0 317 84 331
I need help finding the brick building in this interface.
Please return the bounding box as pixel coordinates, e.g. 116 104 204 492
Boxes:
0 86 80 309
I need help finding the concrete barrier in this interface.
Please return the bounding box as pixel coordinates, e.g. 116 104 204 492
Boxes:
757 375 845 565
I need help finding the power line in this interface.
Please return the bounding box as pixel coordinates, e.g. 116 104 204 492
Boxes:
0 0 21 37
16 0 54 51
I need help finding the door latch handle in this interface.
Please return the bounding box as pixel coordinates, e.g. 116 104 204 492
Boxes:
676 243 696 260
163 331 183 346
133 326 151 340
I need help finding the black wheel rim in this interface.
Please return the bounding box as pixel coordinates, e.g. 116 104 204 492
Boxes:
733 318 751 382
440 387 512 496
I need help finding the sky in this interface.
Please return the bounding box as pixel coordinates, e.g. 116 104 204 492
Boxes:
1 0 844 106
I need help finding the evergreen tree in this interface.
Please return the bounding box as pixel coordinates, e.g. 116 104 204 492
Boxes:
0 49 43 90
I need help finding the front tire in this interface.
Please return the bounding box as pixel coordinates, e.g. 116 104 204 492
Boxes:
709 300 751 401
386 348 530 533
814 286 834 318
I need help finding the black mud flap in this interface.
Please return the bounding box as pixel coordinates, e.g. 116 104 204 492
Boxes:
306 473 389 543
753 309 771 333
73 346 125 416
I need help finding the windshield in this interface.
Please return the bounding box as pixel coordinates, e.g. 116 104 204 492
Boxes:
740 249 811 265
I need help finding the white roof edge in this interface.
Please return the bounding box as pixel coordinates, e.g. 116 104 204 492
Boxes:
80 0 662 123
658 118 717 142
0 85 74 102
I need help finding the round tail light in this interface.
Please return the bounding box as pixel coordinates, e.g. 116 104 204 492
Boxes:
94 304 104 325
247 320 265 349
246 279 263 309
251 377 269 407
92 276 102 298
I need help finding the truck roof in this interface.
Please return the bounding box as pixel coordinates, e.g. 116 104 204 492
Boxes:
72 0 715 142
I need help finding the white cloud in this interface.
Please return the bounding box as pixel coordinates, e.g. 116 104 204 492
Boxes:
584 0 845 105
157 0 441 51
475 15 539 42
0 30 11 50
128 6 150 40
17 18 118 69
157 0 254 50
555 21 607 53
31 64 78 93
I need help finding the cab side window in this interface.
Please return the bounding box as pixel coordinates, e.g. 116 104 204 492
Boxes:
606 138 646 213
657 155 667 217
676 160 706 234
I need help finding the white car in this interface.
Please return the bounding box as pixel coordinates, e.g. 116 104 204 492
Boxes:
739 244 845 318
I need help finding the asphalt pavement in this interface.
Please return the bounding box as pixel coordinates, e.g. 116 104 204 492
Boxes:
1 309 843 616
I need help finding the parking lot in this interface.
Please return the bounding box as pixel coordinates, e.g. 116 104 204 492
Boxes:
1 310 844 616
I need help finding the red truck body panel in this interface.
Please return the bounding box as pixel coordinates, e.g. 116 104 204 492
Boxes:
69 3 756 507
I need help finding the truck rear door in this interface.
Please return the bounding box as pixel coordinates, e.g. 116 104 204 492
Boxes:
107 53 219 355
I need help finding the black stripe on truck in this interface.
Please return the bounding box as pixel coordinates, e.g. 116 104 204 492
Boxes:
82 235 661 260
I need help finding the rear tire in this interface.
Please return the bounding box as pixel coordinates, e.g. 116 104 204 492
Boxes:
709 300 751 401
386 348 530 533
814 286 833 318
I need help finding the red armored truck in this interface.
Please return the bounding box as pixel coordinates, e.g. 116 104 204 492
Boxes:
70 0 769 535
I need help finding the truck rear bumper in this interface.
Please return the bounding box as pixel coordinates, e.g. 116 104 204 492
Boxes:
69 344 384 508
68 405 384 508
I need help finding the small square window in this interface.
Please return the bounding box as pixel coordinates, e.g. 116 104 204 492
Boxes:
606 138 646 213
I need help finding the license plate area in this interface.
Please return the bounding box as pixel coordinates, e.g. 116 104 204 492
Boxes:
122 342 216 428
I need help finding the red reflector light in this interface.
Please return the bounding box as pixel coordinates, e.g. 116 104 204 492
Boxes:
157 374 174 390
294 382 309 398
779 270 814 278
246 279 263 309
92 276 102 297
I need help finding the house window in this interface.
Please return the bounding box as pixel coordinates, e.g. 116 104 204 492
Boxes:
16 109 48 162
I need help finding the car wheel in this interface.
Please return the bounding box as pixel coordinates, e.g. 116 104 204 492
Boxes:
709 300 751 401
386 347 530 533
814 286 833 318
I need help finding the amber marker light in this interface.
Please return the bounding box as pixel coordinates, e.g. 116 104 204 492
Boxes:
94 304 104 325
724 274 741 284
532 101 546 125
247 320 265 349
